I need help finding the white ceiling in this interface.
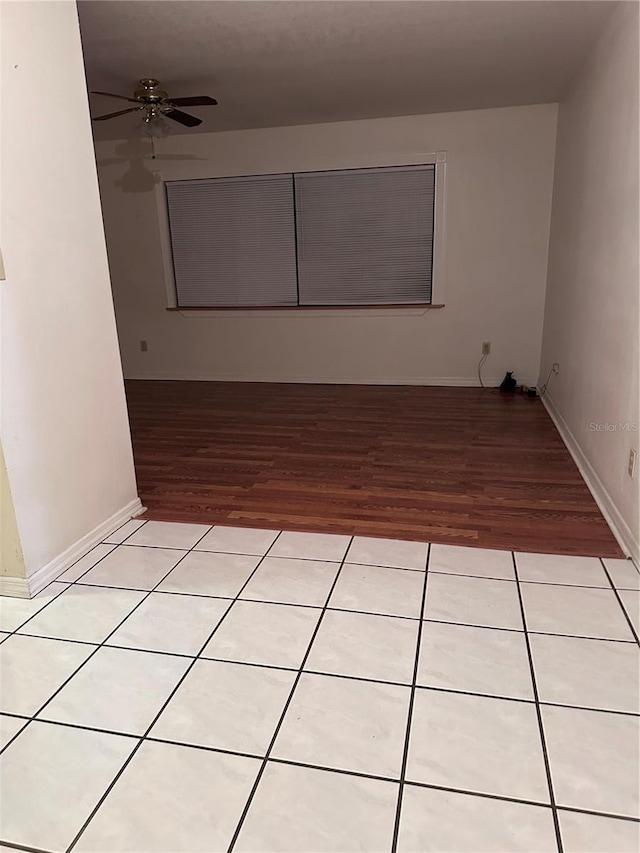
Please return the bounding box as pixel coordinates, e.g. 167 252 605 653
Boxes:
79 0 615 139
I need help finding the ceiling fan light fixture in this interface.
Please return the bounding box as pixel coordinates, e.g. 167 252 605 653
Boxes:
138 106 170 138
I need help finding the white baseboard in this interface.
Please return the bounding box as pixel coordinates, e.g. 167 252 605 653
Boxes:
125 374 507 387
0 497 145 600
542 395 639 565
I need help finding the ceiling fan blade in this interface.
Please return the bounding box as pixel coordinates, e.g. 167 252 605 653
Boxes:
165 109 202 128
169 96 218 107
91 90 139 103
92 107 140 121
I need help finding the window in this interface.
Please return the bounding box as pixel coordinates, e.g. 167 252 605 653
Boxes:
165 174 297 307
166 164 436 309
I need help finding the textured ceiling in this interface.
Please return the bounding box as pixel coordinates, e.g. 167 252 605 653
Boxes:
79 0 615 139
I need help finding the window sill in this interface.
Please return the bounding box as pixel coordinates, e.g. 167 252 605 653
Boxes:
166 304 445 318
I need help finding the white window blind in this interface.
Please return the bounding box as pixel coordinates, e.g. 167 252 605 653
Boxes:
166 174 298 307
294 165 435 305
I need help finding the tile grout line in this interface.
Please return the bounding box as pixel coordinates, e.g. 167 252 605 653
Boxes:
66 549 640 589
601 555 640 578
406 781 640 824
0 518 153 640
20 576 639 641
150 728 640 824
0 840 51 853
225 536 355 853
599 558 640 646
7 713 638 834
0 520 208 754
25 526 212 712
0 519 206 755
390 543 431 853
106 516 150 543
5 666 639 746
82 534 640 592
1 761 639 853
512 552 564 853
0 524 208 760
11 596 640 642
22 563 640 641
69 518 204 585
6 716 141 742
61 518 152 583
56 543 118 582
0 583 70 638
63 570 640 592
115 542 349 560
555 803 640 825
62 529 286 853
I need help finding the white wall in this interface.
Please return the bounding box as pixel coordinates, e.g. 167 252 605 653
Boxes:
540 1 639 561
95 103 558 386
0 1 139 585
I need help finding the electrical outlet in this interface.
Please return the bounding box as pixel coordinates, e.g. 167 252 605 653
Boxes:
482 341 491 355
552 362 560 374
628 448 637 479
140 340 148 352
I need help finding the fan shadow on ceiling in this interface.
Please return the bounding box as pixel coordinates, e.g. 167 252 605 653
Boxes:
96 136 205 194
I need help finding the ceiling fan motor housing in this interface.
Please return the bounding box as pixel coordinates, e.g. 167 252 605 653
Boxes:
134 78 168 102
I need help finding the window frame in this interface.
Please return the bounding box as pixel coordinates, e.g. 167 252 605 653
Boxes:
156 151 447 316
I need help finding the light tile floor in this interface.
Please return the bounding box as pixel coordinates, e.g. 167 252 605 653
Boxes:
1 521 639 853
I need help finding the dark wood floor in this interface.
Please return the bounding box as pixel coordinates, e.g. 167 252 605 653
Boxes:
127 380 622 557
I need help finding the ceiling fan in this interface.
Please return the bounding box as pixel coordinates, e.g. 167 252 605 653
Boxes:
91 78 218 128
